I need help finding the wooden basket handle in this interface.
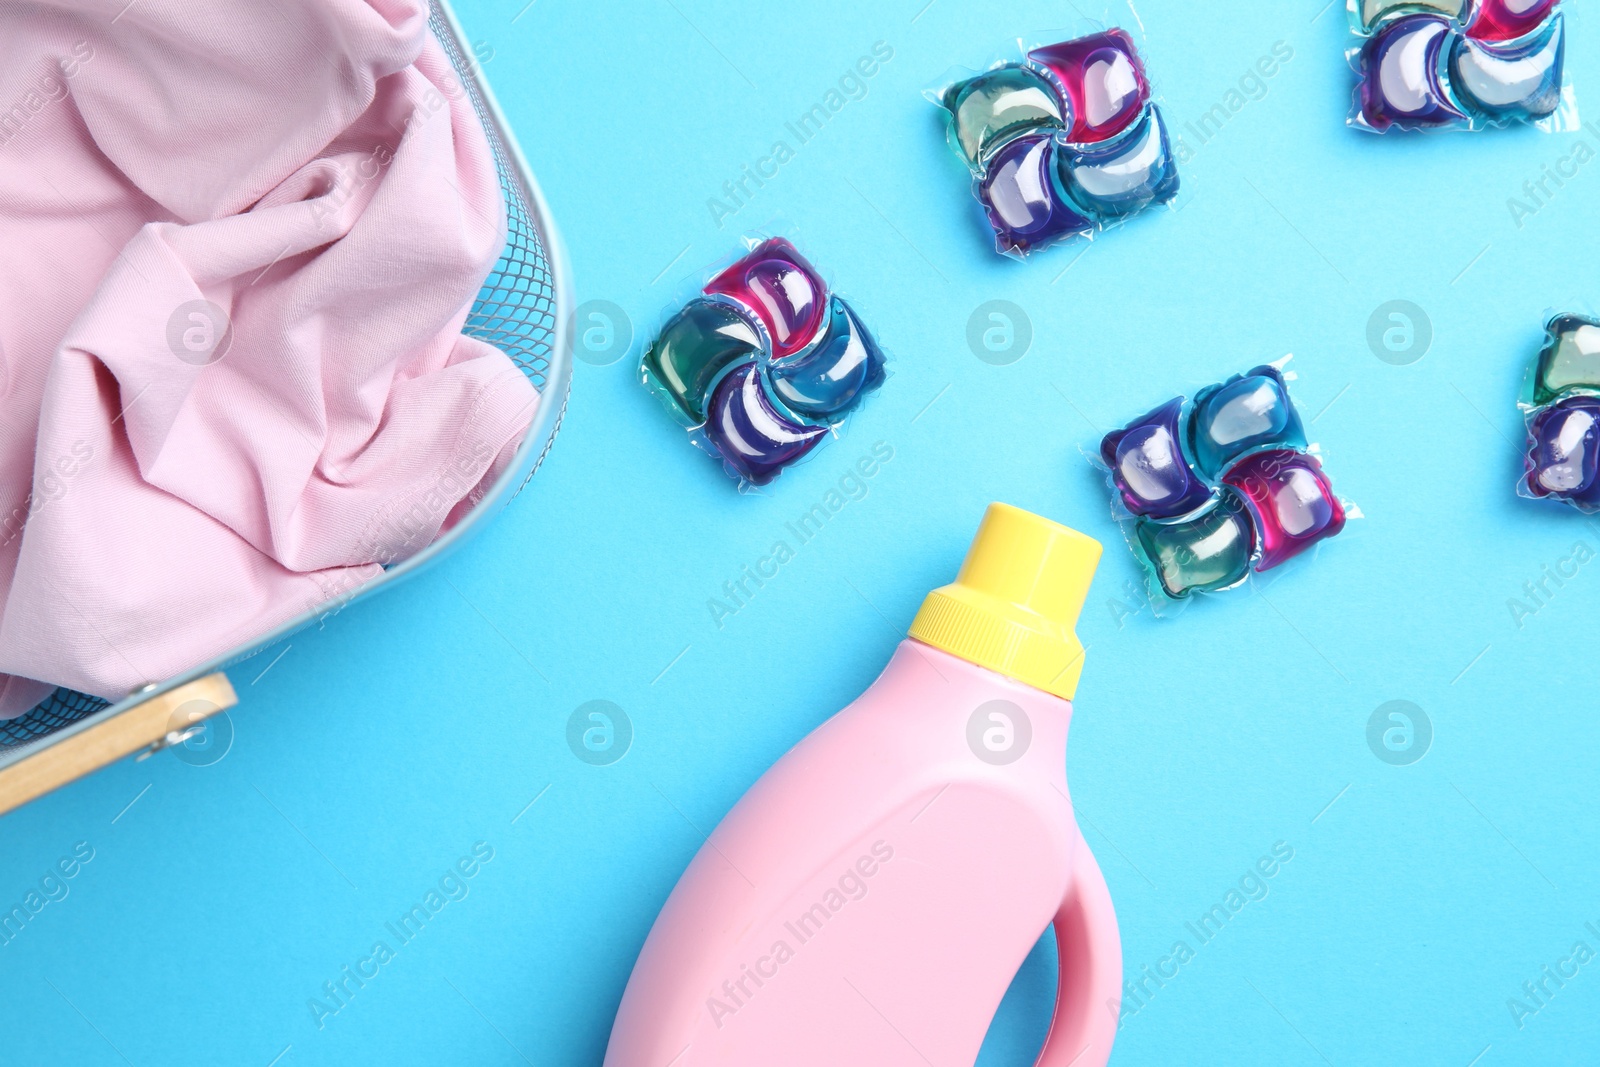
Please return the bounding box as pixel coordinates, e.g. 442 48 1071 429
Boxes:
0 672 237 818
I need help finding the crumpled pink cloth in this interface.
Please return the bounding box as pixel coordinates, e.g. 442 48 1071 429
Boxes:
0 0 538 716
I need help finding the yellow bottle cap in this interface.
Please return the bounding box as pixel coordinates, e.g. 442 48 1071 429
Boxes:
908 503 1102 700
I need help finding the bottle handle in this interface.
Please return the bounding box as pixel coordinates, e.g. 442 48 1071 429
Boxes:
1032 826 1121 1067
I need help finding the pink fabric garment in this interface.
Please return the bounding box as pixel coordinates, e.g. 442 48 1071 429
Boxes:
0 0 538 716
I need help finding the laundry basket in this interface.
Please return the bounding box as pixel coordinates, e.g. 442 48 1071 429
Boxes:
0 0 573 816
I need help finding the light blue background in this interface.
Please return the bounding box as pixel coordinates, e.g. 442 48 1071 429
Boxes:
4 0 1599 1063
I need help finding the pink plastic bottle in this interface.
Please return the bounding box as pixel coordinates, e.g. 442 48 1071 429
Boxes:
604 503 1122 1066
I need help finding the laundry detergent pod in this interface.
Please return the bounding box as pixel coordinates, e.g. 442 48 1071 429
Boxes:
931 24 1179 259
640 236 887 489
1093 357 1353 609
1348 0 1573 133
